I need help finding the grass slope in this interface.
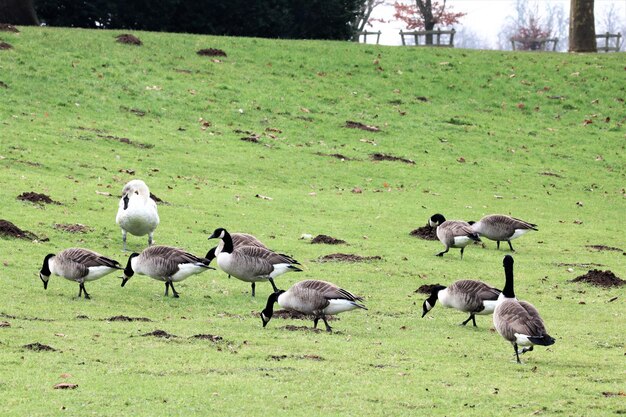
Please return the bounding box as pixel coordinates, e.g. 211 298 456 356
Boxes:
0 27 624 416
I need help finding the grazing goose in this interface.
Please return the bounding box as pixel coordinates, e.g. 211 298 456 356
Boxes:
121 245 214 298
469 214 537 251
39 248 122 299
205 231 268 266
429 214 481 259
208 228 302 296
260 280 367 332
115 179 160 251
493 255 555 364
422 280 501 326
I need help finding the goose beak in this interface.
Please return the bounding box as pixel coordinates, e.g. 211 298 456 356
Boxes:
122 195 129 210
40 274 49 290
121 276 130 287
260 312 270 328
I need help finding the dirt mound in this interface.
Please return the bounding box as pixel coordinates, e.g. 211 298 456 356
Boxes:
197 48 227 57
370 153 415 165
315 152 350 161
17 192 60 205
283 325 322 333
107 315 152 322
0 24 19 32
345 121 380 132
270 310 337 321
142 330 176 338
116 34 142 45
0 219 38 240
586 245 623 252
23 342 56 352
318 253 381 262
191 334 223 342
410 226 438 240
311 234 346 245
571 270 625 288
54 223 91 233
415 284 442 294
0 321 10 327
0 42 13 50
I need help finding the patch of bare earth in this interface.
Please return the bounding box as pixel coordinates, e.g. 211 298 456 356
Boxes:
415 284 442 294
270 310 337 321
54 223 92 233
17 192 60 205
0 219 39 240
23 342 56 352
370 153 415 165
410 226 438 240
0 321 10 327
318 253 381 262
149 192 168 205
585 245 623 253
107 315 152 322
0 42 13 50
142 330 176 338
0 24 19 32
311 234 346 244
116 34 142 45
267 354 324 361
283 325 322 333
197 48 227 57
191 334 223 342
345 121 380 132
54 383 78 390
571 270 625 288
315 152 351 161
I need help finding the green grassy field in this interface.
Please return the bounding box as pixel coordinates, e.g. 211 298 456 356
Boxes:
0 27 624 416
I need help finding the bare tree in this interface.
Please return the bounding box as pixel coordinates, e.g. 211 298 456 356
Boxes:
569 0 596 52
0 0 39 25
596 3 622 33
454 26 488 50
353 0 386 37
498 0 567 51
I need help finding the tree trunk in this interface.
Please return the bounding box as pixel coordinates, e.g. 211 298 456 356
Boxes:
569 0 596 52
416 0 435 44
0 0 39 25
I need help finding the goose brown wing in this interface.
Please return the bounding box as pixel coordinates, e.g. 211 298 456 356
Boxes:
498 300 547 338
238 246 298 265
453 280 501 305
144 246 204 264
509 216 538 230
61 248 121 269
232 233 267 249
296 280 362 301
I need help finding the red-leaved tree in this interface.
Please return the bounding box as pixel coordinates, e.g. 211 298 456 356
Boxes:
511 17 552 50
393 0 465 33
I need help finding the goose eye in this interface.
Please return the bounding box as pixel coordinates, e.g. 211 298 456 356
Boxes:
134 191 139 195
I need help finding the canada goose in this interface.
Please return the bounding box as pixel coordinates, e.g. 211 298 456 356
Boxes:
116 179 160 251
429 214 481 259
121 245 214 298
260 280 367 332
422 280 501 326
493 255 555 364
205 231 268 265
39 248 122 299
469 215 537 251
207 228 302 297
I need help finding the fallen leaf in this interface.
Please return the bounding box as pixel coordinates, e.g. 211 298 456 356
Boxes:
54 383 78 390
95 191 112 197
255 194 273 200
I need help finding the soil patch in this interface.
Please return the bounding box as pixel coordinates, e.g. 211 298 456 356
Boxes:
558 262 604 268
142 330 176 338
54 383 78 390
0 81 7 88
0 24 19 32
0 219 39 240
571 270 625 288
585 245 623 252
54 223 91 233
539 171 563 178
345 121 380 132
149 192 168 205
315 152 351 161
370 153 415 165
0 42 13 50
0 321 10 327
107 315 152 322
116 34 142 45
17 192 60 205
271 310 337 321
415 284 442 294
283 325 322 333
410 226 438 240
23 342 56 352
191 334 223 342
95 133 154 149
318 253 381 263
311 234 346 245
197 48 227 57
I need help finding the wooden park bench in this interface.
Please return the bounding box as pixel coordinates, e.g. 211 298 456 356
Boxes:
596 32 622 52
354 30 381 45
399 29 456 47
510 37 559 51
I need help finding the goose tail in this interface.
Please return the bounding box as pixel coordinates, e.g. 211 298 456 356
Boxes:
528 334 555 346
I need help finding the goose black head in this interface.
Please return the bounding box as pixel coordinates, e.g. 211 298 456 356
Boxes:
260 289 286 327
429 213 446 228
121 253 140 287
39 253 55 290
207 228 227 240
422 285 446 318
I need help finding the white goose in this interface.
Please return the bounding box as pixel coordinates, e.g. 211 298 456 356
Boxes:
121 245 214 298
208 228 302 296
422 280 501 326
116 179 159 251
493 255 555 364
260 280 367 332
39 248 122 299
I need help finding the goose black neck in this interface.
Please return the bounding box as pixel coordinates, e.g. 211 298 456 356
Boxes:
124 253 139 277
221 230 234 253
262 291 280 317
502 259 515 298
428 285 446 305
40 254 54 276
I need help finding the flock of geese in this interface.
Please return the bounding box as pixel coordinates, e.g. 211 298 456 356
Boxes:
38 179 555 363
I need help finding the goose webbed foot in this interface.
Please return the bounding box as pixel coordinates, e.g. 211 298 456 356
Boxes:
78 283 91 299
322 316 332 333
461 314 477 327
507 241 515 252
